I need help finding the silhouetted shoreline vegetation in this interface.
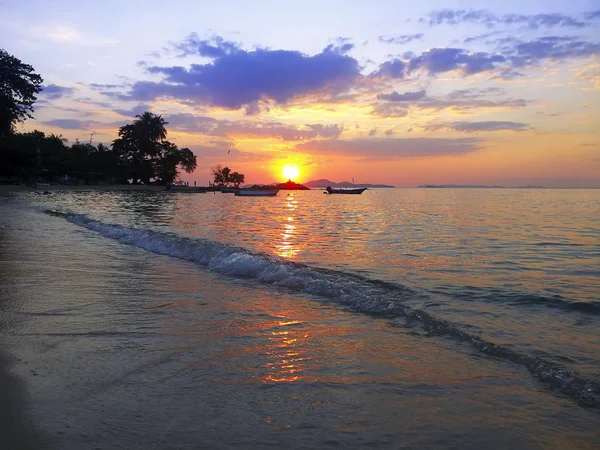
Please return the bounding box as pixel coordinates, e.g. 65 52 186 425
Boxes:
1 49 196 186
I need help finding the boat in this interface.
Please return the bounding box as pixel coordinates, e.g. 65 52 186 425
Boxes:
221 188 239 194
235 189 279 197
325 186 367 195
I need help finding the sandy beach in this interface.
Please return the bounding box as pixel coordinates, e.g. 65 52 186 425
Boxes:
0 184 169 197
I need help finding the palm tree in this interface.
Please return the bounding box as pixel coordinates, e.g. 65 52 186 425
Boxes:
48 133 68 143
134 112 168 142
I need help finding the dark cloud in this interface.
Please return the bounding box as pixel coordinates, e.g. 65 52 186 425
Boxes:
371 36 600 81
173 34 241 58
372 58 406 78
407 47 506 75
378 34 424 45
463 31 503 44
503 36 600 68
424 121 531 133
584 10 600 20
377 90 426 101
372 88 531 118
293 137 482 160
244 102 263 116
114 104 152 118
122 42 361 109
368 128 377 136
422 9 591 29
384 129 394 136
114 32 599 113
40 84 75 100
164 113 343 141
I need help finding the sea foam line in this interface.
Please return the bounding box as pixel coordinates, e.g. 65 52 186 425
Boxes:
57 211 600 409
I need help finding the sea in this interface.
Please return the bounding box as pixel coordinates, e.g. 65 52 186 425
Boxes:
0 188 599 449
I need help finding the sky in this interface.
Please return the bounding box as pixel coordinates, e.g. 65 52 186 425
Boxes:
1 0 599 187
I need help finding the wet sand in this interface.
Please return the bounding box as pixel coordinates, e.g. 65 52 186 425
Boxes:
0 351 54 449
0 184 167 197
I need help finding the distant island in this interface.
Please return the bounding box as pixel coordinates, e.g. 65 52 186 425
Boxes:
304 179 396 188
418 184 546 189
241 180 310 190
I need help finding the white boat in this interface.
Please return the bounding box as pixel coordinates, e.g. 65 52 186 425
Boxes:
235 189 278 197
325 186 367 195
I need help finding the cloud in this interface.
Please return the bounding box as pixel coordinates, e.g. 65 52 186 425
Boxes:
368 128 377 136
37 24 119 46
89 83 124 90
371 103 409 118
164 113 343 141
377 90 426 101
115 34 599 113
502 36 600 68
584 10 600 20
371 36 600 81
422 9 592 29
293 137 482 160
372 87 531 117
372 58 406 78
424 121 531 133
575 66 600 88
114 104 152 118
173 34 241 58
40 84 75 100
42 119 104 130
407 47 506 75
378 34 424 45
463 31 503 44
122 40 361 109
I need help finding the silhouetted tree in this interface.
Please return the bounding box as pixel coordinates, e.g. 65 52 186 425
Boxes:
0 49 43 138
212 165 245 187
112 111 196 184
229 171 245 187
154 141 197 184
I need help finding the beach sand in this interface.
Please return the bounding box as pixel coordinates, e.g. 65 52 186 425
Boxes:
0 184 168 197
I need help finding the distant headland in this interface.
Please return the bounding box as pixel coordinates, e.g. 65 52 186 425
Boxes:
304 179 396 188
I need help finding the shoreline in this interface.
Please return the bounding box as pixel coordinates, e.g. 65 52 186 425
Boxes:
0 184 168 197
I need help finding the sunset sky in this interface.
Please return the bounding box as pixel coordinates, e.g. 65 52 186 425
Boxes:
2 0 599 187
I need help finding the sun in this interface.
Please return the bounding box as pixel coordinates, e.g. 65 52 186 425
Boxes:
282 164 300 181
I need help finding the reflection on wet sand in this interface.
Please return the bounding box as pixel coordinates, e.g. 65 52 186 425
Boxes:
262 319 308 383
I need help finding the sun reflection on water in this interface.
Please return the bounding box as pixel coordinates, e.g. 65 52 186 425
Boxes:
262 319 308 383
274 193 301 259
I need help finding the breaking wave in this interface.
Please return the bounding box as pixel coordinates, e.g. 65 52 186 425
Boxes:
51 211 600 409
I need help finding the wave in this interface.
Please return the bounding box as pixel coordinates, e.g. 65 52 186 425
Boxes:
430 286 600 315
51 211 600 409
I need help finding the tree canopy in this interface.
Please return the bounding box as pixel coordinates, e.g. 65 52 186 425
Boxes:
112 112 197 184
0 49 43 138
212 165 245 187
0 50 197 186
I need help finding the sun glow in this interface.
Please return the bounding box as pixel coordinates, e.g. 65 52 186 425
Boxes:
282 164 300 181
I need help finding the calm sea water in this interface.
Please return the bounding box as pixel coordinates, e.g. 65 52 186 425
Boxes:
1 188 599 449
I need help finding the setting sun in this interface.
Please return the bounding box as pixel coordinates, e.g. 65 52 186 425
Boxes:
282 164 300 181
